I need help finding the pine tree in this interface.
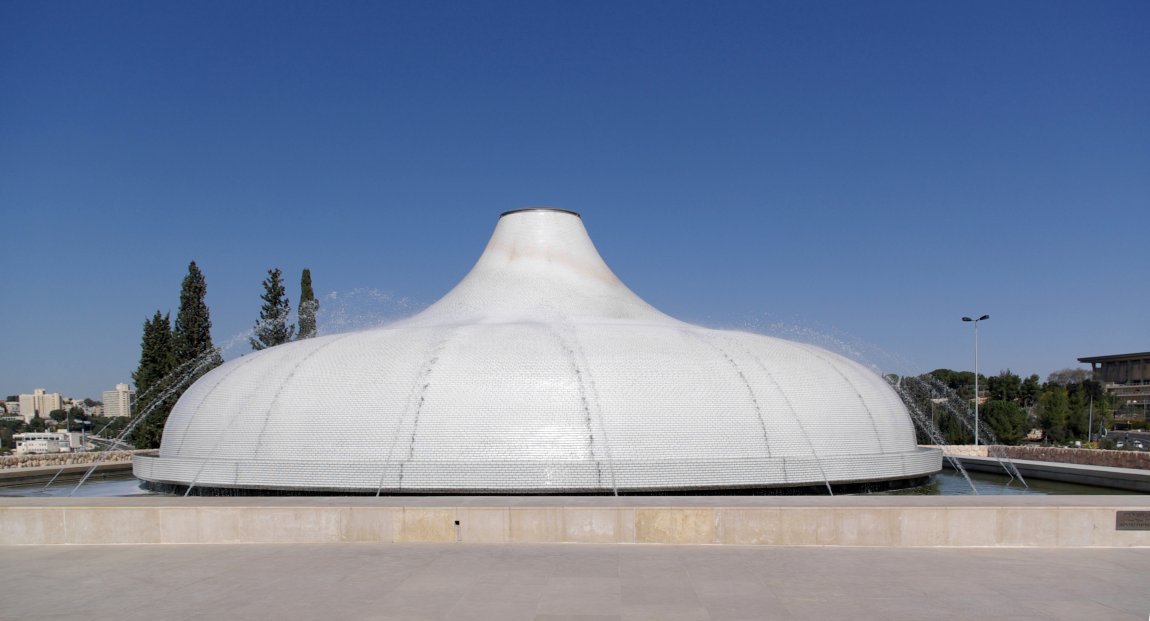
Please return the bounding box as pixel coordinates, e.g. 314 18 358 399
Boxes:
297 268 318 340
129 311 175 448
1039 387 1070 443
251 267 295 350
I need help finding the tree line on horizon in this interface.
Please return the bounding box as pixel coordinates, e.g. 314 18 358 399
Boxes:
898 367 1115 447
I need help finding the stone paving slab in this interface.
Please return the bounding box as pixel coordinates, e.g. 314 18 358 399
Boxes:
1 543 1147 620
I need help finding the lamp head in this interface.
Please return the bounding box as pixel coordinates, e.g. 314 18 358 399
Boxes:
979 314 990 321
962 317 972 322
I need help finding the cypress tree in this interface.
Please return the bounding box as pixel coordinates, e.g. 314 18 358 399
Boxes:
251 267 295 350
129 311 175 448
133 311 174 396
297 268 318 340
174 261 222 367
132 262 222 448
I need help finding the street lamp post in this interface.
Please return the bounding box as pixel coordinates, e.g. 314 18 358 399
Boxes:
962 315 990 446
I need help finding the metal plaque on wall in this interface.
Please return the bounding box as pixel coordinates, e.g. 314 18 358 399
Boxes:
1115 511 1150 531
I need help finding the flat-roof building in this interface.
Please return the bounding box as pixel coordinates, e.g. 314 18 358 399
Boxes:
1078 352 1150 421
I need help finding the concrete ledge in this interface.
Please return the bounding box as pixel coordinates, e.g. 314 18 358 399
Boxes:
952 456 1150 493
2 495 1149 547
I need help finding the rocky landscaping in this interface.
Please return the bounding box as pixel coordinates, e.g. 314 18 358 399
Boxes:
0 450 157 469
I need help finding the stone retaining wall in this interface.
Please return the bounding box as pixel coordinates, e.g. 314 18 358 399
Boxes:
998 445 1150 470
939 445 1150 470
0 450 157 470
938 445 990 457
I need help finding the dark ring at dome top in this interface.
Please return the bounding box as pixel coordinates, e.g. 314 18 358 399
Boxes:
500 207 582 218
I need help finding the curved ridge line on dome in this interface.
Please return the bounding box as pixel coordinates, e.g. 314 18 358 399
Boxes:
796 342 888 454
168 352 252 456
384 327 455 492
138 345 229 453
177 333 362 491
683 329 774 459
570 328 619 494
499 207 582 218
545 321 618 493
730 336 835 494
251 335 349 462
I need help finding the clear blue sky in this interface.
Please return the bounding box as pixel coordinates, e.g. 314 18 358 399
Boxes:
2 1 1147 400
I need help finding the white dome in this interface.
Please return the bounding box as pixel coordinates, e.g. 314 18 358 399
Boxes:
135 209 940 493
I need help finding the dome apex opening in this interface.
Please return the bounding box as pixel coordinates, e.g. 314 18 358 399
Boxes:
500 207 582 218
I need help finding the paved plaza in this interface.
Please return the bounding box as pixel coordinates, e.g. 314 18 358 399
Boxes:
2 543 1147 620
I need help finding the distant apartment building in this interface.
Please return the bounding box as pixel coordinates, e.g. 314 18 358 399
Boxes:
102 383 134 418
18 389 62 424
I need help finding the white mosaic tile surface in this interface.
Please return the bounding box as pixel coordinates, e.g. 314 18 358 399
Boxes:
138 209 941 492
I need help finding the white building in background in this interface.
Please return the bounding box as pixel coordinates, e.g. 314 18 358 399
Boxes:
102 383 134 418
14 431 74 455
18 389 62 424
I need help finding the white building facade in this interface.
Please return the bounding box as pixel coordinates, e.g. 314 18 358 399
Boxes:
14 431 75 455
18 389 62 424
102 383 134 418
